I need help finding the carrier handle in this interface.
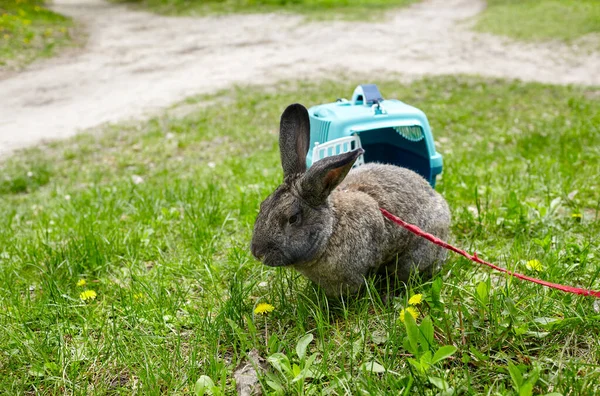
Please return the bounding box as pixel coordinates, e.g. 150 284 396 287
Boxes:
351 84 383 106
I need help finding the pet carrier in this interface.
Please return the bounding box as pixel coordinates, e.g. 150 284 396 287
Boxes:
307 84 443 188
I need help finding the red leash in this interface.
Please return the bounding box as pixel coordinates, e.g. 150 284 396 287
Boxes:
380 208 600 298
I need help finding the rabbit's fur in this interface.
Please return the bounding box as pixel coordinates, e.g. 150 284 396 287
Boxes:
251 103 451 297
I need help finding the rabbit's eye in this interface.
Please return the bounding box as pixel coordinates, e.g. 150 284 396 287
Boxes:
288 213 300 225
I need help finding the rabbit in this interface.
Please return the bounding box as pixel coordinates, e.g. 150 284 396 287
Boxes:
250 103 451 297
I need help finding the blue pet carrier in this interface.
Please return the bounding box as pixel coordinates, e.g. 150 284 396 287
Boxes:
306 84 443 188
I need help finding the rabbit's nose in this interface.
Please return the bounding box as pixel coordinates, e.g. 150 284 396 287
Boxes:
251 241 265 260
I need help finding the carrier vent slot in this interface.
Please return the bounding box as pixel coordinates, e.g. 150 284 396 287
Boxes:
313 119 331 143
393 125 424 142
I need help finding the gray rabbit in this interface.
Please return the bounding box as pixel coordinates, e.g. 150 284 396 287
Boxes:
251 103 451 297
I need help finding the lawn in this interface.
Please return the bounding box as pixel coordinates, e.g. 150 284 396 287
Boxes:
110 0 418 20
474 0 600 43
0 0 74 70
1 76 599 394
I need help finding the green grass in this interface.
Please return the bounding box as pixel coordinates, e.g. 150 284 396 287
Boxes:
0 0 74 70
111 0 417 20
1 76 600 394
474 0 600 42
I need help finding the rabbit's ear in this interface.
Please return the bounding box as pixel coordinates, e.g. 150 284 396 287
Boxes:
301 148 364 206
279 103 311 178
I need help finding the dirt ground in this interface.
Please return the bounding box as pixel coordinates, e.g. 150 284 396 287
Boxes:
0 0 598 158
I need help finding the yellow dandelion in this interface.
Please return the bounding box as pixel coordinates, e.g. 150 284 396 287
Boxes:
254 303 274 315
133 293 144 301
399 307 419 323
408 294 423 306
571 213 582 220
79 289 97 301
76 279 86 287
526 259 544 272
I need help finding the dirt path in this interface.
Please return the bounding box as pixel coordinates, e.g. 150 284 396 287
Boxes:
1 0 598 158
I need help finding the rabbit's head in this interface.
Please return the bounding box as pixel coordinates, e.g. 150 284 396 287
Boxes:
251 104 363 267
